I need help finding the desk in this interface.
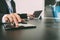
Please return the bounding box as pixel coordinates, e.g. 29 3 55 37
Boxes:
0 19 60 40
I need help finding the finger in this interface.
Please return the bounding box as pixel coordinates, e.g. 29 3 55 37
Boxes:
4 17 9 22
7 15 13 22
11 14 18 27
14 14 22 22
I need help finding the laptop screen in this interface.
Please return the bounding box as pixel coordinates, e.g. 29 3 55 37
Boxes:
33 10 42 18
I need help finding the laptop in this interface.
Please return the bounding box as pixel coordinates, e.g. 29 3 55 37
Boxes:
33 10 42 19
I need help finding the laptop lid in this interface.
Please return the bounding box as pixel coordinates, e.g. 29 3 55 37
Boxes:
33 10 42 18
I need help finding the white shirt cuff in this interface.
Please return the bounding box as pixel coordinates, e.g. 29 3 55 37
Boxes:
2 14 7 23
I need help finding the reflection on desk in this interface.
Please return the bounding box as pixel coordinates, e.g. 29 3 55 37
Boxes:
0 19 60 40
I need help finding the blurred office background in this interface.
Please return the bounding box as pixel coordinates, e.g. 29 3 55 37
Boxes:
45 0 55 17
14 0 60 19
14 0 44 19
45 0 60 19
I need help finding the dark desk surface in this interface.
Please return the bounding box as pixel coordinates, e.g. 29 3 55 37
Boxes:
0 19 60 40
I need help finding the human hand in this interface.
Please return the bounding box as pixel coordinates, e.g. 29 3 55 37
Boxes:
3 13 22 27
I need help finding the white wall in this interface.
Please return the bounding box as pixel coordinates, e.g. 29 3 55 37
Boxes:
14 0 44 18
